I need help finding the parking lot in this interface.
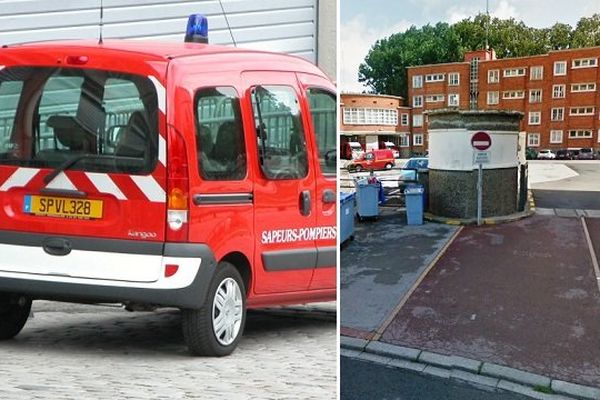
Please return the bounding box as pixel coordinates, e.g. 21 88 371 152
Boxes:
1 301 336 400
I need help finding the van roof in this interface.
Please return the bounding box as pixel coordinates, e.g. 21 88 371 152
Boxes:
1 40 327 77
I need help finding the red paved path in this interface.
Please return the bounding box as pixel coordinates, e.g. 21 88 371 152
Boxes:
381 216 600 387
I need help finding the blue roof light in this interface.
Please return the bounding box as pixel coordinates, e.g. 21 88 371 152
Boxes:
185 14 208 44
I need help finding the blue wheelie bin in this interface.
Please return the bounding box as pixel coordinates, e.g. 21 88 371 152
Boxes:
354 178 379 220
405 184 424 225
340 192 355 244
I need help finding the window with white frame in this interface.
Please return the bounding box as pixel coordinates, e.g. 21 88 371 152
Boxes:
529 89 542 103
412 75 423 88
413 134 424 146
488 69 500 83
572 58 598 68
527 133 540 147
400 135 409 147
448 93 459 107
413 95 423 108
425 94 444 103
401 113 409 126
554 61 567 75
550 130 563 143
503 67 526 77
530 66 543 80
569 107 595 116
569 129 592 138
503 90 525 99
448 72 460 86
425 73 444 83
412 114 423 127
487 91 499 105
571 83 596 92
342 108 399 125
551 107 564 121
528 111 541 125
553 84 565 98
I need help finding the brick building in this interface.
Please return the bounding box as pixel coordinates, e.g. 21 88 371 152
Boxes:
407 47 600 151
340 93 415 158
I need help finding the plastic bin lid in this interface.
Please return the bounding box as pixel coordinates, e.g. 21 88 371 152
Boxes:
404 185 424 195
339 192 355 203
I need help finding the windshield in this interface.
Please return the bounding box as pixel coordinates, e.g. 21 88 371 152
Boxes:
0 67 158 174
405 159 428 169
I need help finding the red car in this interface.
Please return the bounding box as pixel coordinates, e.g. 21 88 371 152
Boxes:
0 15 336 356
348 149 395 172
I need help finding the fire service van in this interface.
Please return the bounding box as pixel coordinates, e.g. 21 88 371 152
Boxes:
0 15 337 356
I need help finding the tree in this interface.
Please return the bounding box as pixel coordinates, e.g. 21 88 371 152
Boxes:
358 23 462 97
547 23 572 50
571 14 600 47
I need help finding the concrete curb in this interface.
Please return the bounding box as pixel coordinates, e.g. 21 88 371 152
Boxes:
424 208 534 226
341 338 599 399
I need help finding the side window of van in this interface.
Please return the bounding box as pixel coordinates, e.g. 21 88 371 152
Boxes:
0 81 23 154
306 89 336 176
195 87 246 180
252 86 308 180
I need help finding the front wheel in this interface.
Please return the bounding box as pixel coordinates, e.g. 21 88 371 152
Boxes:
0 295 31 340
182 262 246 356
385 163 393 170
355 165 363 172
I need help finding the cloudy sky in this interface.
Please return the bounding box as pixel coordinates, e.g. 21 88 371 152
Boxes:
340 0 600 92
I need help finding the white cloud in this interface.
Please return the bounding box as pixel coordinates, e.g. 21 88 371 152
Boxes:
446 0 520 24
340 15 411 92
492 0 520 20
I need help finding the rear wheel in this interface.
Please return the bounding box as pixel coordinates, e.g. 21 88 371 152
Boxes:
385 163 392 169
182 262 246 356
0 295 31 340
355 165 363 172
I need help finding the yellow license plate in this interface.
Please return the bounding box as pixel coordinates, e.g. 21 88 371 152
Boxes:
24 195 103 219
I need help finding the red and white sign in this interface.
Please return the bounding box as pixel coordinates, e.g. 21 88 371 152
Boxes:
471 131 492 151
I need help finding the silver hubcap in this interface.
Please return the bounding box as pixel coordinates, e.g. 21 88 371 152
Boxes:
212 277 243 346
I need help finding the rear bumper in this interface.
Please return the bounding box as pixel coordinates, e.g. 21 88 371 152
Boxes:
0 231 217 309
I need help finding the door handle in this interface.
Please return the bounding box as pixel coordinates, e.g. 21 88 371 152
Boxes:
300 190 311 216
322 189 336 204
42 238 72 256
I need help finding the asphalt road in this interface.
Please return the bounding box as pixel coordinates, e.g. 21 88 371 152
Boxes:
530 161 600 209
341 357 529 400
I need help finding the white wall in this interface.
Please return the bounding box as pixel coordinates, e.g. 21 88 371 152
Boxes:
0 0 320 63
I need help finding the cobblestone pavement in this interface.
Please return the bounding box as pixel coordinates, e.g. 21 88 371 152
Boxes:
0 301 336 400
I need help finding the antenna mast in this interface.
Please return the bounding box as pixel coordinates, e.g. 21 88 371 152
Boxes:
218 0 237 47
485 0 489 51
99 0 104 44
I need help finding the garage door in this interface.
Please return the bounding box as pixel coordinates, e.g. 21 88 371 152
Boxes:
0 0 317 62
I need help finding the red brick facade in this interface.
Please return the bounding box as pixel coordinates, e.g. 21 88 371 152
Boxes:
408 47 600 151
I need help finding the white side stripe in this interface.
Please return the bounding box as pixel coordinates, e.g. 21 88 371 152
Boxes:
131 175 165 202
158 135 166 166
86 172 127 200
45 172 77 191
0 168 39 191
148 76 166 114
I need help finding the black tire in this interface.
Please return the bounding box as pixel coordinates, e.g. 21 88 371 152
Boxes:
355 165 363 172
182 262 246 357
385 163 392 169
0 295 31 340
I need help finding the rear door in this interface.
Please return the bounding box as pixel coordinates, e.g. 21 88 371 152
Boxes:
0 66 166 282
243 71 317 294
298 74 337 290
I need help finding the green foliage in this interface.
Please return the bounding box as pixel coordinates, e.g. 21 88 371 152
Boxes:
358 13 600 98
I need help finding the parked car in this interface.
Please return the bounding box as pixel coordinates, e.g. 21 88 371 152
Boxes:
556 149 573 160
348 149 395 172
577 148 596 160
537 149 556 160
398 157 429 191
525 147 538 160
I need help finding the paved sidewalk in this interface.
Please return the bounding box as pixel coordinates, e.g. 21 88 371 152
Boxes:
379 215 600 387
341 209 457 338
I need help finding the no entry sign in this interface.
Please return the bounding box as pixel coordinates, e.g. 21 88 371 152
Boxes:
471 131 492 151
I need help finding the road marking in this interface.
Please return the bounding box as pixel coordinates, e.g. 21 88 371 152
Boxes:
372 226 464 341
580 217 600 294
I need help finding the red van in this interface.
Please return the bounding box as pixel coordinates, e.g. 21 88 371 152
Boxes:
348 149 395 172
0 15 336 356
